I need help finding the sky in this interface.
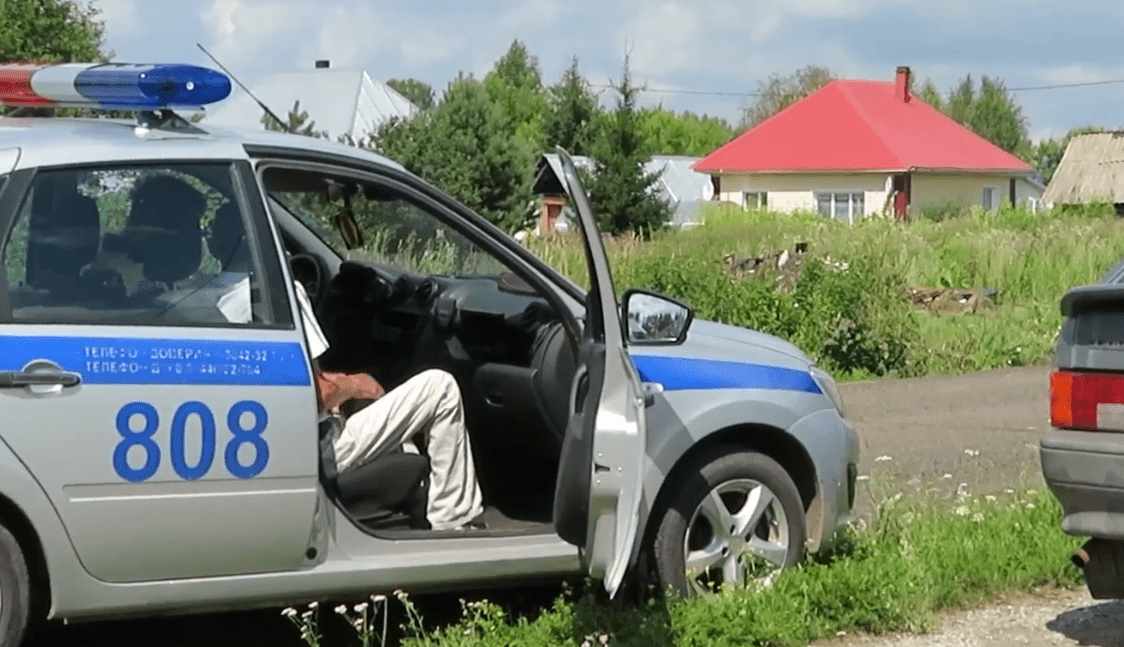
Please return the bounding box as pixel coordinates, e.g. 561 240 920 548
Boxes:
94 0 1124 142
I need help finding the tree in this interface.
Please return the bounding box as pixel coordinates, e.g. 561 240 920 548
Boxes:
542 56 601 156
586 56 671 236
1030 125 1106 184
387 78 435 111
483 39 546 151
638 108 734 156
741 65 834 128
916 78 944 110
261 100 328 137
372 76 534 233
941 75 1030 156
0 0 106 62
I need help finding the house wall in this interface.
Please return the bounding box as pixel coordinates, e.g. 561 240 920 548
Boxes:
716 173 890 217
909 174 1020 212
714 172 1040 218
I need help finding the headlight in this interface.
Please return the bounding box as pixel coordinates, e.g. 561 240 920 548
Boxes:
809 365 846 417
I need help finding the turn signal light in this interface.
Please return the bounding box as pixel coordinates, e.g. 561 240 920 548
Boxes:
1050 370 1124 431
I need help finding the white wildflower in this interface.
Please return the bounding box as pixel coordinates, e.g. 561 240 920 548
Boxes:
1026 503 1036 509
941 473 953 479
963 449 979 457
1004 488 1015 494
308 601 319 610
354 602 369 614
875 455 892 462
985 495 997 502
972 513 985 523
334 604 348 615
856 475 870 482
955 506 969 516
282 608 298 618
372 594 387 603
301 610 313 620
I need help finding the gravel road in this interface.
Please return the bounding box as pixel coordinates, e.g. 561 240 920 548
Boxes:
37 364 1120 646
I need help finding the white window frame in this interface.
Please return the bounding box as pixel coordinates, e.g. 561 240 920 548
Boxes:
814 190 866 225
742 191 767 211
982 186 998 212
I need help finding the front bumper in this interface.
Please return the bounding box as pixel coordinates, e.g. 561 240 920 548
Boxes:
789 409 859 552
1040 430 1124 539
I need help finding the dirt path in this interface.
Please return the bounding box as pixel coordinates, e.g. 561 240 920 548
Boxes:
816 588 1124 647
840 365 1050 518
40 365 1095 646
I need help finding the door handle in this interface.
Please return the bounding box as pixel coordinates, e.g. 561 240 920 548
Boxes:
0 370 81 388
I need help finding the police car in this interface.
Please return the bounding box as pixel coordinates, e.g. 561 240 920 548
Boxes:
0 62 858 643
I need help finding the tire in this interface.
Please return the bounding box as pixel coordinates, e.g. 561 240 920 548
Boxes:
0 524 31 646
651 448 806 596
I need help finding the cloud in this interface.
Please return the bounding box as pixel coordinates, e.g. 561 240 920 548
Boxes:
95 0 139 34
201 0 304 67
1040 64 1124 85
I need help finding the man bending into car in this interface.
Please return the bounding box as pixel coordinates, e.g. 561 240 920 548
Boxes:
292 280 486 531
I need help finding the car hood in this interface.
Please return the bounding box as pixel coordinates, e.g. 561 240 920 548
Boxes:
628 318 815 369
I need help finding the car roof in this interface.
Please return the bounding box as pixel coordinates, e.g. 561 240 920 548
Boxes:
0 115 406 172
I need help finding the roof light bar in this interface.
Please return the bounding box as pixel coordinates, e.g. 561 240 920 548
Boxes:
0 62 231 111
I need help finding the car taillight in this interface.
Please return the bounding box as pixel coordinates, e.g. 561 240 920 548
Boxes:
1051 370 1124 431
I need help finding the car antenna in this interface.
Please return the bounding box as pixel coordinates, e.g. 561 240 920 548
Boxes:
195 43 291 133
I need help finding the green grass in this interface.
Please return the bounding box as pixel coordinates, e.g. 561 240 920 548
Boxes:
284 489 1082 647
525 202 1124 380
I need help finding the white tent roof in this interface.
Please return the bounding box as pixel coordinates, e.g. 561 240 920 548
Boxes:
203 69 418 141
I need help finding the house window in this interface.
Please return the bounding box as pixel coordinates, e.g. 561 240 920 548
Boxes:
743 191 767 210
815 192 865 225
982 187 998 211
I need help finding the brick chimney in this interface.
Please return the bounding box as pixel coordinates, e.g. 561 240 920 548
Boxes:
895 66 911 103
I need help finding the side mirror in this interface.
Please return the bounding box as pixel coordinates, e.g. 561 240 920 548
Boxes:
622 289 694 345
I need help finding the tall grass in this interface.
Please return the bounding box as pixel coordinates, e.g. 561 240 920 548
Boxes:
526 202 1124 379
284 490 1082 647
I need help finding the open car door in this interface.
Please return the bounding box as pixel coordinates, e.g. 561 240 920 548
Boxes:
551 150 647 597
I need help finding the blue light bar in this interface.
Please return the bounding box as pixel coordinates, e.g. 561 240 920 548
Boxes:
0 62 232 110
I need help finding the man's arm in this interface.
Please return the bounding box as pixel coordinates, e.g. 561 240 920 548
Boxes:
313 358 385 414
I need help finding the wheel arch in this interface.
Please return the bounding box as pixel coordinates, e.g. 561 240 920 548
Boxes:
0 492 50 621
642 423 821 554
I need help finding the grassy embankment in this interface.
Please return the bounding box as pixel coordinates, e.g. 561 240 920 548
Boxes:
528 202 1124 380
286 490 1082 647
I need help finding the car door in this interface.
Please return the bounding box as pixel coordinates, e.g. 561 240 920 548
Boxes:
550 150 646 598
0 161 320 583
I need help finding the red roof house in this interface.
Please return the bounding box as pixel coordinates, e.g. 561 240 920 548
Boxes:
694 67 1037 222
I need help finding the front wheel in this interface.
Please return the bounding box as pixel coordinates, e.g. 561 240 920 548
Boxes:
650 449 806 596
0 523 31 645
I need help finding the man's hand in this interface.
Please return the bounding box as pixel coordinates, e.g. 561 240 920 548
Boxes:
317 371 385 413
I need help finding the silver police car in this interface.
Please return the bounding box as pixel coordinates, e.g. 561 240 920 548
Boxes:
0 62 858 644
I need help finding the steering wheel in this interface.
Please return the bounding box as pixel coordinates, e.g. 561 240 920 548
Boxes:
288 253 323 302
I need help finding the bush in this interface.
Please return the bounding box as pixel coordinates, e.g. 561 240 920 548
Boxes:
524 202 1124 380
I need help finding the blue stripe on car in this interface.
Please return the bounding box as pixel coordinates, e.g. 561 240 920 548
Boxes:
0 336 310 386
631 355 821 393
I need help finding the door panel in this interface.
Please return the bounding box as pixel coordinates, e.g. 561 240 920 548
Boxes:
0 163 319 583
550 150 646 597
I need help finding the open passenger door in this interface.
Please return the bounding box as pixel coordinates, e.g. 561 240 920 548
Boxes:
551 150 647 597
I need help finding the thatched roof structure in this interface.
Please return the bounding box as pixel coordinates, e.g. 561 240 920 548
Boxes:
1043 132 1124 205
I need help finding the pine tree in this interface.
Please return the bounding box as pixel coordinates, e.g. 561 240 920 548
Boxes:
542 56 601 156
586 57 671 236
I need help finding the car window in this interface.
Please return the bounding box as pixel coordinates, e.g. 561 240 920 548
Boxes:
3 163 280 326
263 167 506 276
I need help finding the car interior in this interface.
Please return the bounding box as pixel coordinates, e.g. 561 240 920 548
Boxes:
262 167 580 538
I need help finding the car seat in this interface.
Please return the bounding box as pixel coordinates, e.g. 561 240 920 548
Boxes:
319 417 431 530
119 175 205 288
25 179 101 293
207 202 249 271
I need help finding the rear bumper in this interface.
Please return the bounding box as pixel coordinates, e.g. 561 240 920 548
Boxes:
1040 430 1124 539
